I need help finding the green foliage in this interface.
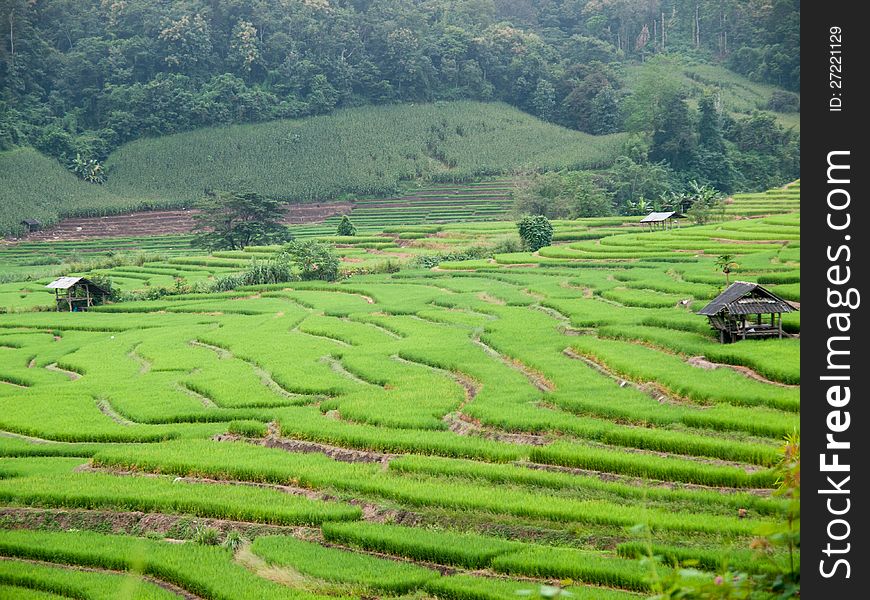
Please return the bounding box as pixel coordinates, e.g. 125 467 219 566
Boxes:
227 420 268 437
336 215 357 236
428 575 639 600
68 154 107 184
649 92 697 172
191 191 293 251
606 157 677 215
0 529 323 600
684 183 725 225
0 469 361 526
0 559 179 600
283 240 340 282
517 215 554 252
491 545 653 592
766 91 800 113
222 531 245 552
322 521 522 569
643 434 800 599
529 443 775 490
0 188 801 598
252 535 439 593
193 526 221 546
512 171 614 219
211 258 297 292
1 105 626 236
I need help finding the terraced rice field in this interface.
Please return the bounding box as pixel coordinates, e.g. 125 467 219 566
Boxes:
724 180 800 216
0 184 799 598
10 180 513 245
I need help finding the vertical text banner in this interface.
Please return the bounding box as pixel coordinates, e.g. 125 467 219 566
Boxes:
804 2 868 596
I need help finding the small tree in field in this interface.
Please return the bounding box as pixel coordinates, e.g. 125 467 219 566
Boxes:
336 215 357 236
284 240 340 281
517 215 554 252
715 254 738 285
191 191 292 251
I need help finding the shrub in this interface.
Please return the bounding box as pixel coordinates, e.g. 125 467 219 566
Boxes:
766 90 800 113
283 240 340 281
193 526 221 546
336 215 357 236
516 215 554 251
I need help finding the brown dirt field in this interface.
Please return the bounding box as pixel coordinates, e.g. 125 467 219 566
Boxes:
16 202 353 242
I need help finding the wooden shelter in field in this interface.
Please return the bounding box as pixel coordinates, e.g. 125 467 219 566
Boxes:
46 277 110 312
20 218 42 233
697 282 797 343
639 211 685 231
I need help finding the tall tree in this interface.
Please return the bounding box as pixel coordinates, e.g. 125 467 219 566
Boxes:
191 191 292 250
649 91 696 172
695 92 734 192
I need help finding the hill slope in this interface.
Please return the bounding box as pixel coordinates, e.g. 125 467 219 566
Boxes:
625 60 800 131
2 102 626 236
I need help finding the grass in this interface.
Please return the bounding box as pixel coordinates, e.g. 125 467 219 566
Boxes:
252 535 439 593
0 529 326 600
388 455 786 516
528 442 775 489
0 184 801 596
568 336 799 413
427 574 641 600
491 545 655 592
616 541 798 576
322 521 523 569
1 102 626 236
0 468 362 526
90 441 770 535
0 559 180 600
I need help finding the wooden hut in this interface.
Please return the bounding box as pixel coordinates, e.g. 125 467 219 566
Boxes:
46 277 110 312
639 211 685 231
697 281 797 343
20 218 42 233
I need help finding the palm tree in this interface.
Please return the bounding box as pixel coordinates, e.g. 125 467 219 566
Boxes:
715 254 738 285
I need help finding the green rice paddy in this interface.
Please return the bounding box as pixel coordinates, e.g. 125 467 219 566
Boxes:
0 181 799 598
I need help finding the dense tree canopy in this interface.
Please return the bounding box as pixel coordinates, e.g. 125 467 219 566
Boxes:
1 0 798 162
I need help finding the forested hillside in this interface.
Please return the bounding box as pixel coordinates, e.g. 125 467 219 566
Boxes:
1 0 799 237
1 0 797 155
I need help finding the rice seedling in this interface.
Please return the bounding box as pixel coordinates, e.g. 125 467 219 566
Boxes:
252 535 439 593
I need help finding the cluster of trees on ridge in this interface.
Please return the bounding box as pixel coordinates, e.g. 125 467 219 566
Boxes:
1 0 798 192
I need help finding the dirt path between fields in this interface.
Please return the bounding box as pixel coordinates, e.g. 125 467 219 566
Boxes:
45 362 82 380
472 333 555 393
686 356 799 388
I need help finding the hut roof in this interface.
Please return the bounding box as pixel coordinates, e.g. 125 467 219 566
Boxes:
21 218 41 226
696 281 796 316
45 277 110 295
639 211 684 223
